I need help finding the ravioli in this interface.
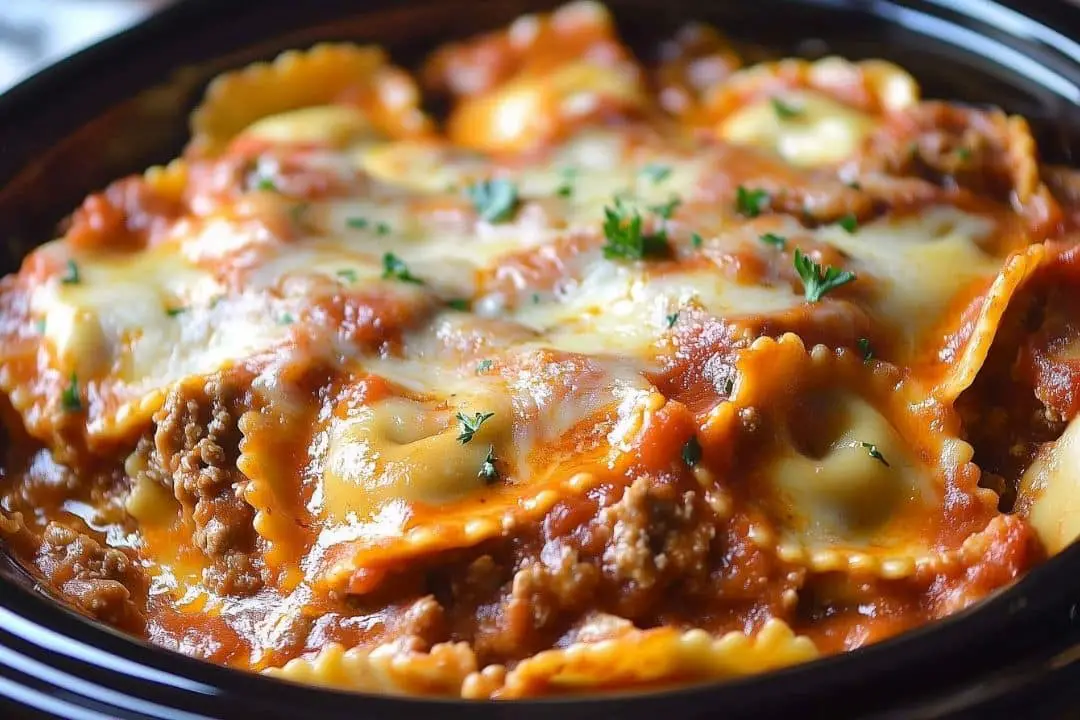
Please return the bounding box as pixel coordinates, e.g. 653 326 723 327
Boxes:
0 0 1070 701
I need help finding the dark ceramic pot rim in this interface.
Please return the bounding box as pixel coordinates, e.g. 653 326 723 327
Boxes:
1 1 1080 718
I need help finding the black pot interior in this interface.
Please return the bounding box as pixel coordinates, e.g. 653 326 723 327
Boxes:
0 1 1079 718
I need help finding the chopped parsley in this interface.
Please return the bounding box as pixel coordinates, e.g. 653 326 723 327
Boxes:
479 445 499 483
476 359 494 374
34 318 46 334
691 232 704 249
61 260 80 285
165 306 187 317
60 373 81 412
601 198 671 261
759 232 787 249
735 186 770 218
665 312 679 329
722 377 735 395
956 146 973 162
640 163 672 184
336 268 359 284
447 298 470 311
682 436 702 467
857 337 873 363
346 217 369 229
836 214 859 233
255 176 278 192
770 97 802 120
381 253 423 284
456 411 494 444
555 167 577 198
277 312 295 325
846 180 863 190
859 441 890 467
466 179 519 222
649 196 681 220
375 221 392 236
793 248 856 303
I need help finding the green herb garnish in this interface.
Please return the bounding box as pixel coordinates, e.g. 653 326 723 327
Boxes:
682 436 702 467
476 359 493 374
457 411 494 444
601 198 671 261
771 97 802 120
650 196 682 220
60 373 81 412
466 179 519 222
346 217 369 229
837 214 859 233
665 312 679 329
447 298 470 311
61 260 80 285
278 313 295 325
691 232 704 249
735 186 770 218
336 268 359 284
381 253 423 284
759 232 787 249
857 338 873 363
166 307 187 317
859 441 890 467
375 221 392 236
479 445 499 483
793 248 856 303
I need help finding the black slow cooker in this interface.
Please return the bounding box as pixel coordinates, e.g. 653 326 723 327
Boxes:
1 1 1080 717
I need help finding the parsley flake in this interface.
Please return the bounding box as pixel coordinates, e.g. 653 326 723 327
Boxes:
375 221 392 236
857 338 873 363
346 217 369 229
278 312 295 325
682 436 702 467
60 373 81 412
447 298 470 311
601 198 671 261
793 248 856 303
476 359 494 374
837 214 859 233
336 268 359 284
640 163 672 184
466 179 519 223
735 186 770 218
254 176 278 192
479 445 499 483
34 318 46 334
61 260 80 285
555 167 576 198
859 441 890 467
665 312 679 329
722 377 735 395
956 147 973 162
771 97 802 120
691 232 704 249
650 196 682 220
457 411 494 444
166 306 187 317
381 253 423 284
760 232 787 249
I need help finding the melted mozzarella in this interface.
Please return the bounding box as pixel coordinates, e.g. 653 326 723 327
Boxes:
720 91 875 166
813 206 1000 355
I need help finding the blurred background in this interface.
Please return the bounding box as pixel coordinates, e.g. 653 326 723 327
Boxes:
0 0 173 92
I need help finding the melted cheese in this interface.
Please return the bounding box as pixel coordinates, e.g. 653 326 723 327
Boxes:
813 206 1001 357
720 91 875 166
1017 415 1080 554
763 394 935 549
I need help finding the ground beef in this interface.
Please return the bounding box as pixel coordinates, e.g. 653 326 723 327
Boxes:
33 522 147 633
856 101 1040 204
142 372 263 595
